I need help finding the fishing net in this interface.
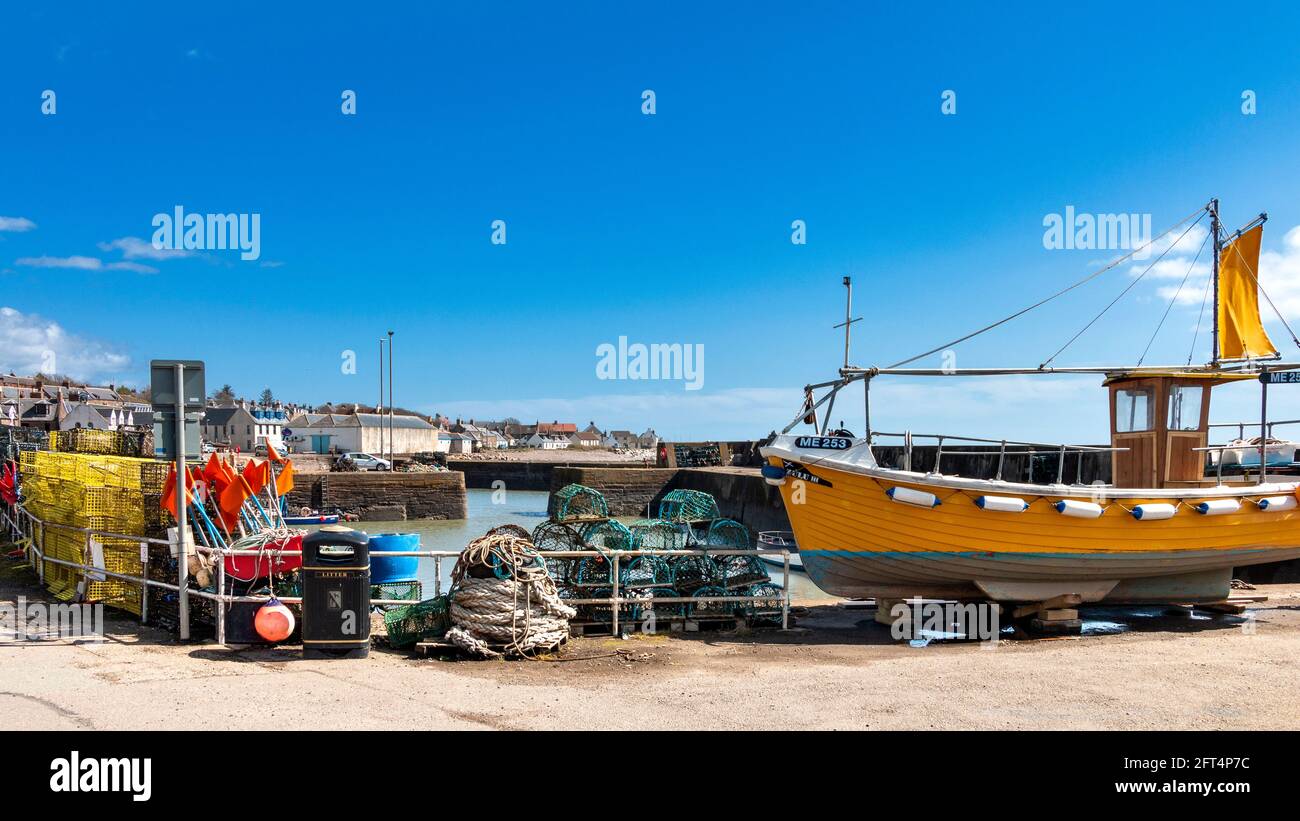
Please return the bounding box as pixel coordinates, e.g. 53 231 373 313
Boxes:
621 555 673 589
629 519 689 550
689 585 733 618
657 489 721 523
702 518 750 548
740 582 785 622
632 587 685 622
717 555 770 589
670 553 718 593
579 519 635 551
548 483 609 522
572 555 616 589
531 520 585 585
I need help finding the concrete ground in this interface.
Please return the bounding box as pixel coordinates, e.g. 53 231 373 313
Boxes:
1 557 1297 730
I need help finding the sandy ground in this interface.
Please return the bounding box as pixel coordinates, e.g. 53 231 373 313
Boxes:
1 558 1297 730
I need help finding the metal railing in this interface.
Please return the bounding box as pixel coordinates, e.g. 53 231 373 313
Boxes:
1208 418 1300 441
868 430 1127 484
1 502 793 644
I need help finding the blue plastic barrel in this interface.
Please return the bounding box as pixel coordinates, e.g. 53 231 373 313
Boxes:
368 533 421 583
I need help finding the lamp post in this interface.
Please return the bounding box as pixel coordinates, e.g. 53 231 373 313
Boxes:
387 330 394 464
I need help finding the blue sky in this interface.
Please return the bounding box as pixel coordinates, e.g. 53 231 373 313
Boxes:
4 2 1300 441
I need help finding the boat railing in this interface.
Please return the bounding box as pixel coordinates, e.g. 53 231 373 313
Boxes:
1207 418 1300 441
868 430 1128 485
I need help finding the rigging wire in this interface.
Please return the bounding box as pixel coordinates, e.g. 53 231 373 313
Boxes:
1187 248 1215 366
1137 228 1211 365
1039 212 1206 369
884 203 1211 370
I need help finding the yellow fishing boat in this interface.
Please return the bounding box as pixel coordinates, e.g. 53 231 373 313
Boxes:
761 200 1300 606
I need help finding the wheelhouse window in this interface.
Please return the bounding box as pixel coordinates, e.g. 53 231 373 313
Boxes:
1115 387 1154 433
1167 384 1202 431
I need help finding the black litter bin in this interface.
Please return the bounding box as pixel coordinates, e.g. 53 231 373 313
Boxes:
301 526 371 659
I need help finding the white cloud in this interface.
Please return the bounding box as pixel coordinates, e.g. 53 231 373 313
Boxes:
1147 223 1300 321
0 306 130 382
16 255 104 270
12 255 157 274
98 236 194 261
0 217 37 232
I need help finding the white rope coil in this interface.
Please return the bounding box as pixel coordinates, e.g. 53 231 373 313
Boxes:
447 531 577 659
447 576 576 659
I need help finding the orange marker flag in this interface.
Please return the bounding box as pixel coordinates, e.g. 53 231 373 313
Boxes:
275 459 295 496
266 442 285 464
219 474 252 520
160 467 196 519
202 452 225 484
242 459 270 495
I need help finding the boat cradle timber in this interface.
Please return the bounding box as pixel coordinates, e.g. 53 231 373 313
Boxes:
761 200 1300 606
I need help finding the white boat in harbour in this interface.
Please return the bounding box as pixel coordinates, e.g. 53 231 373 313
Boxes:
757 530 804 570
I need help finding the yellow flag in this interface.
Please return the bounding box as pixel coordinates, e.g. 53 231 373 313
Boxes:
1217 225 1276 360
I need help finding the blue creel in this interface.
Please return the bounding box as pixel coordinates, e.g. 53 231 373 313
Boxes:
760 464 786 481
369 533 421 583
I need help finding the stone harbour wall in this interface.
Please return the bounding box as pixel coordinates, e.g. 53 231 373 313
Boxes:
283 471 467 520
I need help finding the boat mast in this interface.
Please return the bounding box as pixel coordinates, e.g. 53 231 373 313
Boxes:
832 276 864 436
1210 198 1220 367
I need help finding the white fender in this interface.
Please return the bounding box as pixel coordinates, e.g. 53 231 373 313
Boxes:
886 486 940 508
1131 503 1176 521
1055 499 1103 519
975 495 1028 513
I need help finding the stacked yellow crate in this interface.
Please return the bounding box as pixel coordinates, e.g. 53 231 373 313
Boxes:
20 450 160 615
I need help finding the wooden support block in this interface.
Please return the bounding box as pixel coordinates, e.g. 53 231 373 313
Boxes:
874 598 900 626
1196 601 1248 615
1037 608 1079 621
1013 594 1083 620
1028 617 1082 635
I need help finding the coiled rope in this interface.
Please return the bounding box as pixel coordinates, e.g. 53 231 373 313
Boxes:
446 531 577 659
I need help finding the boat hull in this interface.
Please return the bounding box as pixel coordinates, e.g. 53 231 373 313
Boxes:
761 438 1300 603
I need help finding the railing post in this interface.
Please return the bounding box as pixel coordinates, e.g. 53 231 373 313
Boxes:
933 436 943 475
215 554 226 646
611 553 621 636
140 541 150 624
37 521 44 584
434 556 442 597
996 440 1006 481
1056 444 1066 484
903 430 912 472
782 551 790 630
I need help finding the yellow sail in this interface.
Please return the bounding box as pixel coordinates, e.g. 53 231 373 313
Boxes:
1217 224 1276 359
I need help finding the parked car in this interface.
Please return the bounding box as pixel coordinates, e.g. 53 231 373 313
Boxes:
341 452 391 471
201 441 217 454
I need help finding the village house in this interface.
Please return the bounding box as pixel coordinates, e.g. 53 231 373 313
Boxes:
608 429 639 449
200 406 260 452
524 432 570 449
285 411 435 455
569 430 602 447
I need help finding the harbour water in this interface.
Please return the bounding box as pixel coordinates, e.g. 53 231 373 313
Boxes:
344 488 828 600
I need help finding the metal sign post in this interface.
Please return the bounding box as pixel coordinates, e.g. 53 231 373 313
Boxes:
151 359 205 641
1254 369 1300 484
174 363 190 638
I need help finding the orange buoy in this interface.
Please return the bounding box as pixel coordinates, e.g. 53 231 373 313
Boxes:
254 598 295 643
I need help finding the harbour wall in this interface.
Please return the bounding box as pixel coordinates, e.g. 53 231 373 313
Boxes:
549 466 791 534
284 472 467 520
448 459 650 491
